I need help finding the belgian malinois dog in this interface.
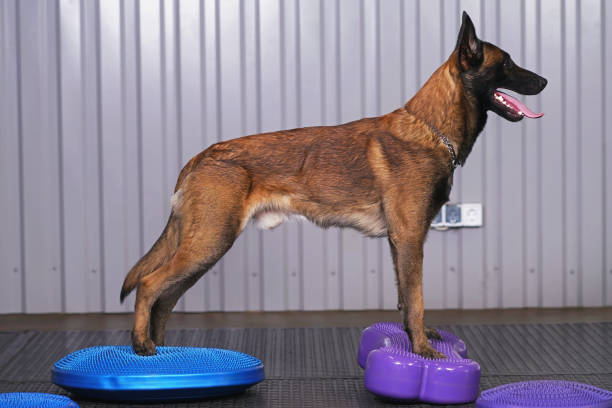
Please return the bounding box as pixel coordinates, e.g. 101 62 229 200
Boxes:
120 12 547 357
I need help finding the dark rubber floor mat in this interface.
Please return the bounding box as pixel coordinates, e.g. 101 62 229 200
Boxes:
0 323 610 407
0 332 32 368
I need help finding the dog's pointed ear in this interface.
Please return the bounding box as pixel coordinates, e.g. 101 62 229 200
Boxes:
456 11 483 71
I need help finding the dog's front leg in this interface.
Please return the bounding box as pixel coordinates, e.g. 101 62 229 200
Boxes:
390 239 443 342
388 232 446 359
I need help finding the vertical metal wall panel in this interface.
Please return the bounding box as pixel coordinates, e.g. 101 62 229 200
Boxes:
82 0 104 312
2 0 611 313
98 0 121 312
122 0 144 313
99 0 130 312
59 0 88 312
579 0 604 307
139 0 166 285
482 0 501 309
0 0 23 313
523 0 542 307
160 0 178 221
541 0 564 307
564 0 580 306
58 0 103 313
19 0 64 313
606 1 612 306
499 0 524 309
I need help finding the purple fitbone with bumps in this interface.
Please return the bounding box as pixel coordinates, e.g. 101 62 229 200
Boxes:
358 322 481 404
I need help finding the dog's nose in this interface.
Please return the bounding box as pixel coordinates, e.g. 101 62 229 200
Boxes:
539 77 548 90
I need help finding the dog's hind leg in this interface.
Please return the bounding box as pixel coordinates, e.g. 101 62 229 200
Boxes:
149 273 201 346
131 165 250 355
131 253 203 355
132 218 239 355
146 243 230 348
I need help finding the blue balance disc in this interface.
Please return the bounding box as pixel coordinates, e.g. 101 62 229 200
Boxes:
476 380 612 408
52 346 264 402
0 393 79 408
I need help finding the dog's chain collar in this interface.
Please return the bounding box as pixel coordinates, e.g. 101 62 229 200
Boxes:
406 110 462 170
430 125 461 169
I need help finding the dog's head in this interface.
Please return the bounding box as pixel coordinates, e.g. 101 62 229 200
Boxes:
456 12 547 122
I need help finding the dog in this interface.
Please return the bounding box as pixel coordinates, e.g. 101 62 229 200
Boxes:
120 11 547 358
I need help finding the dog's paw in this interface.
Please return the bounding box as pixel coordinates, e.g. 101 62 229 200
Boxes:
413 343 446 360
425 326 443 340
132 336 157 356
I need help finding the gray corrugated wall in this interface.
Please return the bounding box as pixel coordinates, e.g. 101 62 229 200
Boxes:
0 0 610 313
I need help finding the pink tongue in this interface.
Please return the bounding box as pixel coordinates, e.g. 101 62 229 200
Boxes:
495 90 543 118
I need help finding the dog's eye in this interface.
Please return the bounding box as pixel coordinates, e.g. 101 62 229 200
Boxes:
503 58 514 70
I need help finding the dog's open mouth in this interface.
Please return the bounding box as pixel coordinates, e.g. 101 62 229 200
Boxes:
490 89 543 120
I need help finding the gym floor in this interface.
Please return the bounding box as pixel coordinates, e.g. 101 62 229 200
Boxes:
2 307 611 331
1 308 611 407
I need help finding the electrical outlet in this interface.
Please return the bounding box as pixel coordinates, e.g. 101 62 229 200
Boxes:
460 203 482 227
430 203 483 229
445 204 461 225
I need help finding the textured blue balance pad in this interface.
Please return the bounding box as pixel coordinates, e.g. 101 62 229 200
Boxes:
0 393 79 408
52 346 264 402
476 380 612 408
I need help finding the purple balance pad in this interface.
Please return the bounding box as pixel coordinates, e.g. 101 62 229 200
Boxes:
476 380 612 408
358 322 480 404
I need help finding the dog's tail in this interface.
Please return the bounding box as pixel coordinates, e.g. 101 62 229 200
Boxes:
120 212 180 303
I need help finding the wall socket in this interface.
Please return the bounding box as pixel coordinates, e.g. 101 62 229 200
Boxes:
431 203 483 229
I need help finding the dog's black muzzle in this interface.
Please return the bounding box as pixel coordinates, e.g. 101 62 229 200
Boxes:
501 65 548 95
